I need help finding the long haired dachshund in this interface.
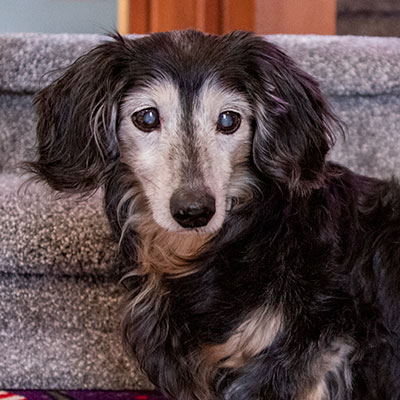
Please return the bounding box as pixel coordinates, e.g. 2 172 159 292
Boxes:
27 30 400 399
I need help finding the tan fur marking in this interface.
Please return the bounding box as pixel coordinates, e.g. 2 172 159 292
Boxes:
202 307 282 369
304 382 328 400
301 340 353 400
136 215 211 277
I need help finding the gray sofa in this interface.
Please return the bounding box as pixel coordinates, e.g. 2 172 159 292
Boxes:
0 33 399 390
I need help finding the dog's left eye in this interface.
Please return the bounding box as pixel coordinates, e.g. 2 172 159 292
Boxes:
217 111 241 134
131 108 160 132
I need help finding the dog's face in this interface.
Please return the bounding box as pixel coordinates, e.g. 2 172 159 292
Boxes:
29 30 335 235
119 77 253 233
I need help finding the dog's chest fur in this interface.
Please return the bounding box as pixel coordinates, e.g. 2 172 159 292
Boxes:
129 219 354 400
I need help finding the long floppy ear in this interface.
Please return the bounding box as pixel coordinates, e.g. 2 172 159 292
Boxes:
26 35 133 194
248 37 337 195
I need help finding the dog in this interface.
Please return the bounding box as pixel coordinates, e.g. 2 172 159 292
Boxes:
26 30 400 399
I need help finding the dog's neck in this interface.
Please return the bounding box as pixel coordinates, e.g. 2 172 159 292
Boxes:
136 216 211 277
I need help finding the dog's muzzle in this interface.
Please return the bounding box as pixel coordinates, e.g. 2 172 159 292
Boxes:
170 188 216 229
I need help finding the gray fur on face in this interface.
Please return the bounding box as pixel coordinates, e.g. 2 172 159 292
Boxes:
119 77 253 234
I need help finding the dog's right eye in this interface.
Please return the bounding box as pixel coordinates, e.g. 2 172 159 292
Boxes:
217 111 241 134
131 108 160 132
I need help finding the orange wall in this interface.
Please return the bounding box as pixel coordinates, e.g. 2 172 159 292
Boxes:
122 0 336 35
255 0 336 35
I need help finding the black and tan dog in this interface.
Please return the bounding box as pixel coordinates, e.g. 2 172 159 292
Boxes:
27 30 400 399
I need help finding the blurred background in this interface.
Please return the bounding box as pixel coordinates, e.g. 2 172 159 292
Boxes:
0 0 399 37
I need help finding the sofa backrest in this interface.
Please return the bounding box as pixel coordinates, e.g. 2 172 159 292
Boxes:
270 34 400 180
1 33 399 179
0 33 101 173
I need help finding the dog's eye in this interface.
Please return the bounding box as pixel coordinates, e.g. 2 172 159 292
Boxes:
131 108 160 132
217 111 241 134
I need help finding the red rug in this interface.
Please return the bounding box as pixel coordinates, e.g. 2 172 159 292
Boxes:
0 391 168 400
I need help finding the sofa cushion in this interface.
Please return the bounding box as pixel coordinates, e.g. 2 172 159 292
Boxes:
1 33 399 97
270 35 400 97
0 174 118 277
0 34 102 94
0 272 149 390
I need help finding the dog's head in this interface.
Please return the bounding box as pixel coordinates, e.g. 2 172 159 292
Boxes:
28 30 336 234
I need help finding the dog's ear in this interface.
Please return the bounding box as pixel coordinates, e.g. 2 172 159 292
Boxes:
248 38 337 195
27 35 133 194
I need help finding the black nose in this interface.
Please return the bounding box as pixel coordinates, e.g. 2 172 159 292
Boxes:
170 189 216 228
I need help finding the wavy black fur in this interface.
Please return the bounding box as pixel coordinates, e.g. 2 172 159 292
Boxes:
27 31 400 399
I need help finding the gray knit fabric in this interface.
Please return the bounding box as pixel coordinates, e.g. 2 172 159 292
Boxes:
0 174 148 389
271 35 400 97
1 33 399 96
0 33 399 390
0 33 102 93
0 95 36 173
0 273 148 390
0 175 118 276
270 34 400 178
330 95 400 178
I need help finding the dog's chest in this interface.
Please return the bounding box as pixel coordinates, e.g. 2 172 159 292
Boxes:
133 225 353 399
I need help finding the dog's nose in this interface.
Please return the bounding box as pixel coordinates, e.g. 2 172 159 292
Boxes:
170 189 216 228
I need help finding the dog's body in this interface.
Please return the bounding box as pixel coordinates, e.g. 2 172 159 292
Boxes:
27 31 400 399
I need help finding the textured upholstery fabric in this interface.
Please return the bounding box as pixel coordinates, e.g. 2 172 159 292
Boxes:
0 175 117 277
0 33 399 390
